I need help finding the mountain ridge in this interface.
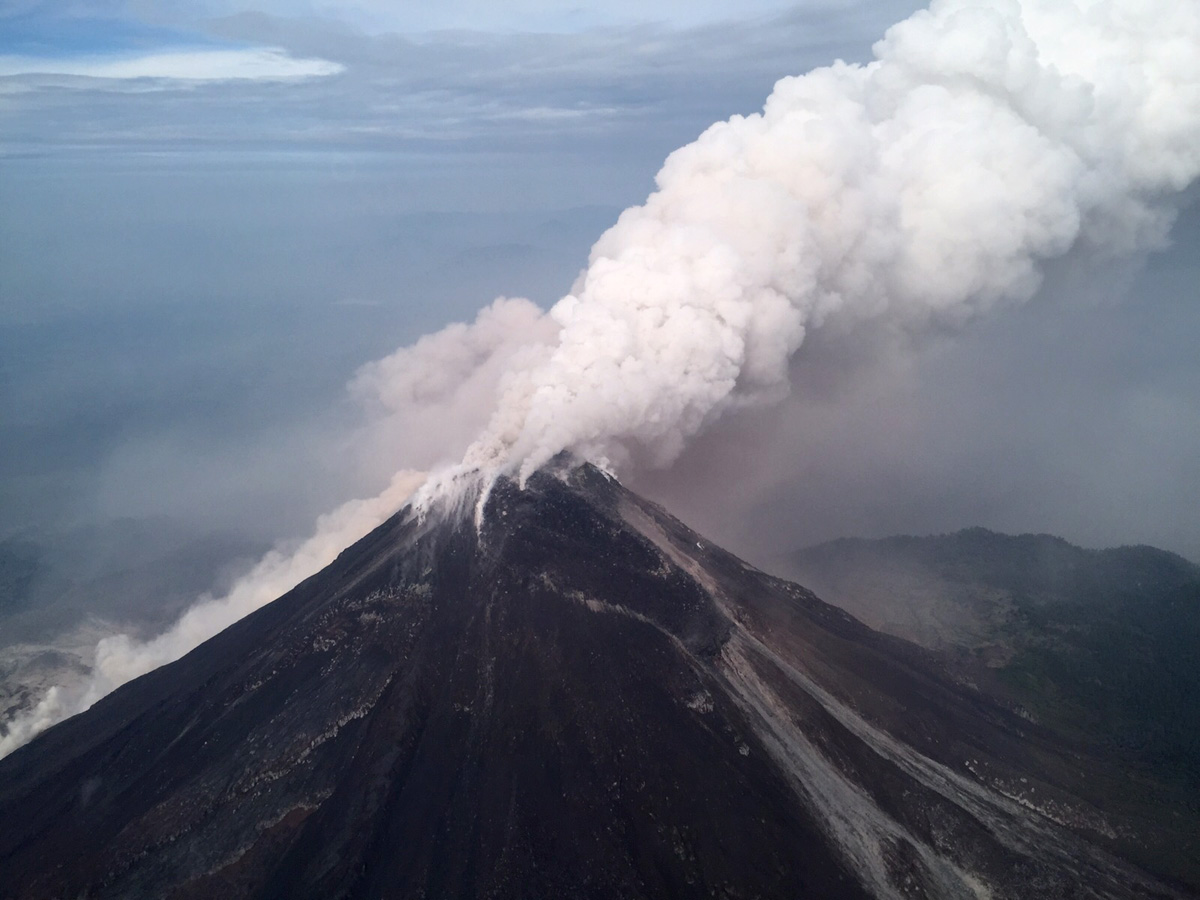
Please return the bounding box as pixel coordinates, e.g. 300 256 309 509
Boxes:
774 526 1200 841
0 465 1195 898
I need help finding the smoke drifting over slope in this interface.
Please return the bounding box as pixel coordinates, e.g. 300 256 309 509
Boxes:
0 471 426 757
3 0 1199 755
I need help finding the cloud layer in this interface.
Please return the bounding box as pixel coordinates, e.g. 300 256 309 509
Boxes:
0 47 343 80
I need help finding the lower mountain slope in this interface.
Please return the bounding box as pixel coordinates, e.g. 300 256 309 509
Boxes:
0 466 1194 899
775 531 1200 844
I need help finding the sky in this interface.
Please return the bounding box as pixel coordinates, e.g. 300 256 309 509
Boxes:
1 0 1198 641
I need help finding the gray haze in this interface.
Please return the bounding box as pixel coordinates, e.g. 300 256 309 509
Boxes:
1 0 916 528
638 200 1200 566
1 0 1198 648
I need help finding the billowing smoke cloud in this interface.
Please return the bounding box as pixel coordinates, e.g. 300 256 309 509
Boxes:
4 0 1200 756
349 296 560 473
441 0 1200 487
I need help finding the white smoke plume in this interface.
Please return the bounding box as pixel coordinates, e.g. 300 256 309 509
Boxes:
349 296 560 473
443 0 1200 486
3 0 1199 756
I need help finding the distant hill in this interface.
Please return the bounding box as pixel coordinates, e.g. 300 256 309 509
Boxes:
775 528 1200 794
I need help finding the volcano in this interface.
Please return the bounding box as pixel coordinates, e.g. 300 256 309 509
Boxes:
0 464 1194 899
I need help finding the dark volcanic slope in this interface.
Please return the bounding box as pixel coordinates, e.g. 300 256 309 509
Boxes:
0 466 1193 899
775 529 1200 866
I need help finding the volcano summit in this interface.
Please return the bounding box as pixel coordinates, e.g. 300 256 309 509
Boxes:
0 464 1194 899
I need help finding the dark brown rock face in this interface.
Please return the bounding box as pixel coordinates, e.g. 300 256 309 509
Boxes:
0 465 1192 899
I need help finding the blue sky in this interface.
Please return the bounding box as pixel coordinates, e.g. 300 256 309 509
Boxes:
0 0 920 149
0 0 882 74
0 12 212 55
0 0 846 45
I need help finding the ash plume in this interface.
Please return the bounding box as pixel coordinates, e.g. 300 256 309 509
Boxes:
3 0 1199 757
452 0 1200 483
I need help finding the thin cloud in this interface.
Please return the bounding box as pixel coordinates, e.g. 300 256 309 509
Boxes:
0 5 914 156
0 47 343 81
